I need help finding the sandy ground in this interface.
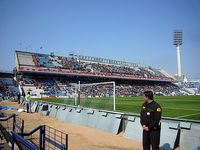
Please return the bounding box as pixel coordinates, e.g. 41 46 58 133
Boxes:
0 101 142 150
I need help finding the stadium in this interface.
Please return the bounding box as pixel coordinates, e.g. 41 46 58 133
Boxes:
0 49 200 150
1 1 200 150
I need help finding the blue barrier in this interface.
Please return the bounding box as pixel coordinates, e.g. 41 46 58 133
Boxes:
49 105 58 117
87 110 101 128
76 109 90 126
107 114 122 134
84 109 95 127
0 106 16 111
96 111 108 130
37 103 43 113
180 122 191 129
124 116 142 140
71 109 83 125
180 123 200 150
159 122 179 150
31 101 38 112
56 106 66 120
64 108 74 122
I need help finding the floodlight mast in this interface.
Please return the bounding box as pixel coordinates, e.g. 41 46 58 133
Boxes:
173 30 183 78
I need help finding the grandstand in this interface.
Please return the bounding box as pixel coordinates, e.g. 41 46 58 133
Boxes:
15 50 174 81
0 71 19 100
178 81 200 95
15 50 183 98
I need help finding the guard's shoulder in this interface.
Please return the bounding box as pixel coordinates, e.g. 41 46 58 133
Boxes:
153 101 162 112
151 101 160 108
153 101 160 106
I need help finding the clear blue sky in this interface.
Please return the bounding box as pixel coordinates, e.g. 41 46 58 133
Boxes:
0 0 200 78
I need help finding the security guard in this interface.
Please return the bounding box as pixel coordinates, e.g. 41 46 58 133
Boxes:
140 91 162 150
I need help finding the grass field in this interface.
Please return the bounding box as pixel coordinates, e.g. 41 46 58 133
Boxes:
32 95 200 120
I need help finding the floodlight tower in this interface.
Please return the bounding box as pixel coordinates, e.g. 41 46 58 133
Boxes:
173 30 183 78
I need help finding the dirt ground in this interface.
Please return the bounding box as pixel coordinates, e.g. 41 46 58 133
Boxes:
0 101 142 150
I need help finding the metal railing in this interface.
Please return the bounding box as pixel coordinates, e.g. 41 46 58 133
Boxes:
45 125 68 150
20 125 68 150
0 113 24 149
0 113 24 134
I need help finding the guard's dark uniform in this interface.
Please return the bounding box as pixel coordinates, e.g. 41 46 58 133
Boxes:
140 101 162 150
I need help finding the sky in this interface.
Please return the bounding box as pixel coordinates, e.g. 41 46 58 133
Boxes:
0 0 200 78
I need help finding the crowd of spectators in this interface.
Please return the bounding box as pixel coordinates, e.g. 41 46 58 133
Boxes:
0 78 20 100
20 76 181 98
179 82 199 89
29 53 171 80
79 83 180 98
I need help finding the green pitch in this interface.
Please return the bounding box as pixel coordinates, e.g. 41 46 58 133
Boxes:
32 95 200 120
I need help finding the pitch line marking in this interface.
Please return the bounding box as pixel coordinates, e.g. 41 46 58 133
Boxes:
121 103 200 111
176 112 200 118
162 107 200 111
119 103 200 111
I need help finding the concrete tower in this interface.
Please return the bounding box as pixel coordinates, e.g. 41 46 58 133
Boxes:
173 30 183 78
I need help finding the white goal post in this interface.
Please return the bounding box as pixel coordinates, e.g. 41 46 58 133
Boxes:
75 81 116 111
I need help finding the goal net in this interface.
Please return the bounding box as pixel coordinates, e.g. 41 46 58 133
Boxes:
66 81 116 111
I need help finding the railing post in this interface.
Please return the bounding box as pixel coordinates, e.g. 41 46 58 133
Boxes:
42 125 46 150
12 114 16 150
11 135 14 150
39 125 43 150
66 134 68 150
13 114 16 132
39 125 46 150
21 120 24 133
